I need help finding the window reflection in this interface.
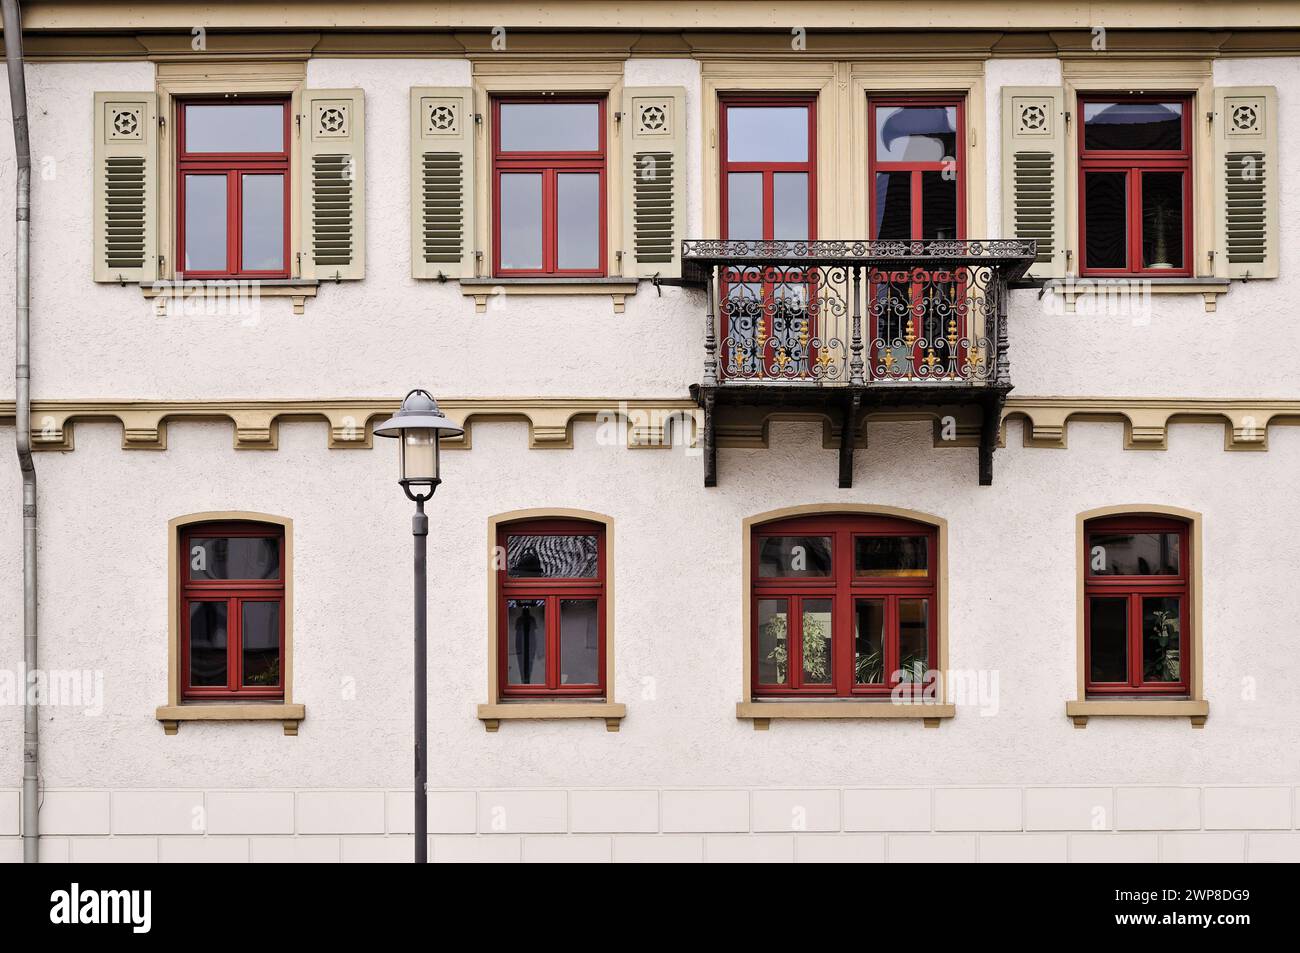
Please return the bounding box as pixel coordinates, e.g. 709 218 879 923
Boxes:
874 106 957 162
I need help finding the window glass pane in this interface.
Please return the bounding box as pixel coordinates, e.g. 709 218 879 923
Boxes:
499 173 543 269
726 107 809 163
1089 597 1128 683
801 599 833 685
560 598 600 686
854 599 886 684
185 104 284 153
1142 597 1182 683
875 105 957 163
241 174 285 271
1084 171 1127 269
499 102 600 152
188 601 228 687
1142 172 1184 269
556 173 600 270
1089 532 1180 576
726 172 763 238
1083 101 1182 151
189 536 280 580
854 536 928 577
873 172 911 240
507 533 598 578
898 599 929 682
758 535 832 577
921 170 957 241
772 173 809 240
241 602 280 687
506 599 546 685
184 174 227 271
756 599 789 685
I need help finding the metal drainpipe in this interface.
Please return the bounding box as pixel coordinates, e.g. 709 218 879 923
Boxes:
2 0 39 864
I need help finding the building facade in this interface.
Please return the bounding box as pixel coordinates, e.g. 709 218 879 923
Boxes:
1 1 1299 863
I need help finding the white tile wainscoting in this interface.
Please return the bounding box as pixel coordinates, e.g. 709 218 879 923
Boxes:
1 785 1297 862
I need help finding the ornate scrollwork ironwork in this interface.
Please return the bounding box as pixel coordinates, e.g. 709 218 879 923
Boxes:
683 237 1037 267
697 245 1017 388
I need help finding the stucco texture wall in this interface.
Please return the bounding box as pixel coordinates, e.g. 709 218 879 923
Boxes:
0 412 1295 795
2 56 1299 402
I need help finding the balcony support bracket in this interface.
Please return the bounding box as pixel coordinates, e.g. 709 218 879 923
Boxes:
978 391 1006 486
838 391 863 489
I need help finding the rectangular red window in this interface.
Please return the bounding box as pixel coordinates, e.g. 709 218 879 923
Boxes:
718 97 817 378
180 521 285 700
751 514 937 698
1078 96 1193 276
176 99 291 279
497 518 606 697
1084 515 1190 696
492 97 607 276
867 95 966 378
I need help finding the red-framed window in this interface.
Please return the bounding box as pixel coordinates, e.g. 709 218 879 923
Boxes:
1084 514 1190 696
751 514 937 698
868 95 965 244
867 95 966 376
176 99 291 279
1078 95 1193 276
491 97 607 277
497 518 606 697
718 96 817 377
180 521 285 700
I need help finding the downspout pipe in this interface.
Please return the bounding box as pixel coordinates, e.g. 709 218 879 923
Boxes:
2 0 38 864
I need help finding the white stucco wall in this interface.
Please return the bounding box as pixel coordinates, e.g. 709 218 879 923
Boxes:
0 414 1296 792
1 50 1299 860
2 55 1298 403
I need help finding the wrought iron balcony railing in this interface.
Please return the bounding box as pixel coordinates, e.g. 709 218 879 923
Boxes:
680 239 1037 389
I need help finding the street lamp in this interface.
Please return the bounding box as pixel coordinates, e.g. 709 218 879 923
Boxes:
374 389 463 863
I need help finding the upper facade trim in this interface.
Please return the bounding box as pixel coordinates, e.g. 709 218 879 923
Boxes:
14 1 1300 34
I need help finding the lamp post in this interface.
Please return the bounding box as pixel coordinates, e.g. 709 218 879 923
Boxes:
374 389 463 863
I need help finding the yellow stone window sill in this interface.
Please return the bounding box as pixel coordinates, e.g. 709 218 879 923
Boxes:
1051 277 1232 313
1066 699 1208 728
141 279 321 316
459 277 639 315
736 700 956 730
156 703 306 736
477 701 626 732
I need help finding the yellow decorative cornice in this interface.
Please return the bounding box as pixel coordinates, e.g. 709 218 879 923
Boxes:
2 396 1298 455
0 398 700 453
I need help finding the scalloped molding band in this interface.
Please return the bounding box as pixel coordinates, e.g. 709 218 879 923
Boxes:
0 396 1295 454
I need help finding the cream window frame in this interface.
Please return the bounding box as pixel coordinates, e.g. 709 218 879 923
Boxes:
849 61 988 242
736 503 955 729
700 59 987 242
701 60 841 238
154 61 309 288
478 508 625 732
465 61 637 312
1061 58 1216 281
1067 504 1208 728
156 510 304 735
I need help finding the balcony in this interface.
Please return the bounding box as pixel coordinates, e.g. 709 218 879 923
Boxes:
678 239 1037 487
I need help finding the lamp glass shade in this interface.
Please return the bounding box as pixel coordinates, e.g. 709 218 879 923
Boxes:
400 428 439 483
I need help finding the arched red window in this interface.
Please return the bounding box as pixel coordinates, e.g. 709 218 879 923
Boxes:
180 520 285 700
1084 514 1190 695
751 513 938 697
497 518 607 698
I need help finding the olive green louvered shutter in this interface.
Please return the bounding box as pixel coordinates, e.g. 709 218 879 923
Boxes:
410 87 475 279
1214 86 1278 280
92 92 157 283
1000 87 1066 278
300 89 366 280
622 86 686 279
